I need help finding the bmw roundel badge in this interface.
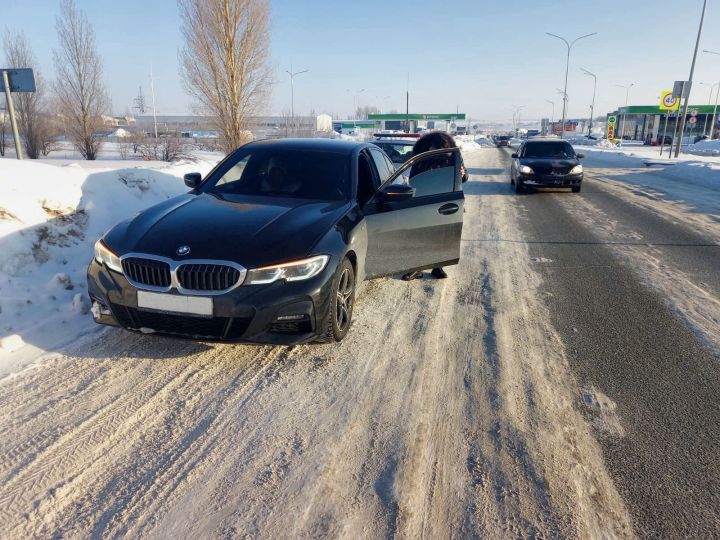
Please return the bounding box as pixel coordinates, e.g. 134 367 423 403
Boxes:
176 245 191 256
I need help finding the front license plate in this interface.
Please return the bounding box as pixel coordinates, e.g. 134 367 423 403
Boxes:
137 291 213 316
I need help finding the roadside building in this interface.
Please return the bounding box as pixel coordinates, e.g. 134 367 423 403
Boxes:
607 105 718 142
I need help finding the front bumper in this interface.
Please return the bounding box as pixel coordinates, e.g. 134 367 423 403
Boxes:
87 258 337 344
519 173 582 187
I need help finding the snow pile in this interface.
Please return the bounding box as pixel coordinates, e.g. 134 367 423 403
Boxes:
0 157 219 360
109 128 132 138
565 135 601 146
685 139 720 157
454 135 484 151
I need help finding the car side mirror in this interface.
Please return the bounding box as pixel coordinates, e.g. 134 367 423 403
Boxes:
378 183 415 202
511 153 518 158
576 153 585 159
184 172 202 188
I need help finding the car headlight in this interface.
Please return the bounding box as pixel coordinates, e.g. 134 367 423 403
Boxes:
519 165 534 174
94 240 122 273
570 164 583 174
245 255 329 285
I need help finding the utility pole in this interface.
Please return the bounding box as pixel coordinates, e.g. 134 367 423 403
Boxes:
581 68 597 136
1 69 22 159
615 83 633 140
546 31 597 139
285 67 309 135
698 82 717 136
675 0 707 157
149 65 158 139
704 50 720 140
544 99 555 134
406 72 410 133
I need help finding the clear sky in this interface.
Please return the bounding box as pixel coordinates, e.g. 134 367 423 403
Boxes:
3 0 720 123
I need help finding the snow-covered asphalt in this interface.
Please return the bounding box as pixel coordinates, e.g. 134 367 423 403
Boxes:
1 149 718 538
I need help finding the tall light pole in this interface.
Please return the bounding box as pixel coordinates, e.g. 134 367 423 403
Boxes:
704 49 720 139
615 83 634 140
149 65 158 139
581 67 597 136
511 105 525 135
698 82 718 137
546 31 597 139
285 67 309 135
545 99 555 133
675 0 707 157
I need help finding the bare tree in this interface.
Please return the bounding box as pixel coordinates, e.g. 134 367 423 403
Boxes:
354 105 380 121
178 0 271 153
52 0 109 160
3 31 47 159
139 137 190 162
0 108 7 156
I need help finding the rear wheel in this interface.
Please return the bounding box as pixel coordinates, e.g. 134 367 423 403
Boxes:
316 257 355 343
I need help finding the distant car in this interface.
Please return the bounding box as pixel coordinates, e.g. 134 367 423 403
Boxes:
87 139 466 344
658 135 673 145
510 138 584 193
371 139 416 168
526 129 541 138
494 135 511 147
694 135 708 144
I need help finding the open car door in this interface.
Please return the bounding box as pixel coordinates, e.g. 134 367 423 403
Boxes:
362 148 465 278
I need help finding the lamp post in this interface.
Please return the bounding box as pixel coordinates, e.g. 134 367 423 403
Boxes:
581 67 597 136
285 67 309 135
512 105 525 135
545 99 555 134
675 0 707 156
702 50 720 139
699 82 718 137
546 31 597 139
615 83 634 140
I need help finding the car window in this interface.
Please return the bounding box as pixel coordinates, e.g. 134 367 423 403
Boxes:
522 141 575 159
203 147 351 201
369 147 393 182
406 151 456 197
375 142 414 165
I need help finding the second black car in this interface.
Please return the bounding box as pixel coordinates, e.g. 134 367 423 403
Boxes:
510 138 584 193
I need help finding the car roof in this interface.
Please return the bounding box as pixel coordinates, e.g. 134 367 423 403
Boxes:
522 137 570 143
372 139 416 144
244 138 365 154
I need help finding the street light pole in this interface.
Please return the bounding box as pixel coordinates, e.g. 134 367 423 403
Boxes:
581 67 597 136
675 0 707 157
544 99 555 133
285 67 309 135
546 31 597 139
702 49 720 139
699 82 717 137
615 83 634 140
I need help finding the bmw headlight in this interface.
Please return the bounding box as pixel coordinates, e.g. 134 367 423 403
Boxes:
245 255 329 285
519 165 534 174
570 164 583 175
93 240 122 273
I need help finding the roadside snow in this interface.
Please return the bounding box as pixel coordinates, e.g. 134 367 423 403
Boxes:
0 157 219 376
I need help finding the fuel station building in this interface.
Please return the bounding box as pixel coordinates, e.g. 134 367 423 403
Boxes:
607 105 719 142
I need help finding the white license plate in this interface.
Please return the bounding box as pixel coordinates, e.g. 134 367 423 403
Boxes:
137 291 213 316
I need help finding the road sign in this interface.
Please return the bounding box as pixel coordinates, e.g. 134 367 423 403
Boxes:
0 68 35 92
688 116 697 125
672 80 691 99
659 90 680 111
607 115 617 125
690 109 698 117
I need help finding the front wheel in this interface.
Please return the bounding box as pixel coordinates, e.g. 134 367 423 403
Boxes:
572 183 582 193
317 257 355 343
514 177 524 193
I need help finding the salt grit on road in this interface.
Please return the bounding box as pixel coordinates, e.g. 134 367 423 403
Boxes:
0 149 635 538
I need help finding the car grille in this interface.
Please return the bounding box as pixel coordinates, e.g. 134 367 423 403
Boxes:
122 257 171 288
111 304 251 340
176 263 242 291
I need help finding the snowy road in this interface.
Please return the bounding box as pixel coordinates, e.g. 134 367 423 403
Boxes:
1 149 718 538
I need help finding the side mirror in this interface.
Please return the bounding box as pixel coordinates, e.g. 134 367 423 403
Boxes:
378 183 415 202
511 153 518 158
576 153 585 159
184 172 202 188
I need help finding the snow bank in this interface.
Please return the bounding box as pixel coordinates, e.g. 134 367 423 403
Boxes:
0 157 219 365
684 139 720 157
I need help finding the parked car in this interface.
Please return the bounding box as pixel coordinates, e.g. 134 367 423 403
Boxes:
88 139 465 344
510 138 584 193
494 135 511 147
371 139 416 168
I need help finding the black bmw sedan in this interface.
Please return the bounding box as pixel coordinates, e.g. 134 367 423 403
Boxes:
88 139 465 344
510 138 584 193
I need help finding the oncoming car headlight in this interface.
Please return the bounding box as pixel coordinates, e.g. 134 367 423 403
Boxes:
519 165 534 174
570 164 583 175
245 255 329 285
94 240 122 273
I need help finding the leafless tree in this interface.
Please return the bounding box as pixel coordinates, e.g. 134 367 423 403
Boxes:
129 130 146 153
52 0 109 160
139 137 190 162
3 30 47 159
178 0 271 153
0 108 7 156
354 105 380 121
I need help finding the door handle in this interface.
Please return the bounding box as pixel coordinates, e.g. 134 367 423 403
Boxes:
438 203 459 215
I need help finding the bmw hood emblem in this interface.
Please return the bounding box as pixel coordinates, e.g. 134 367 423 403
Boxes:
176 245 191 256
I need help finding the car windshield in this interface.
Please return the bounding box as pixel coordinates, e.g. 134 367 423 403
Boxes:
202 147 351 201
522 141 575 159
373 142 415 164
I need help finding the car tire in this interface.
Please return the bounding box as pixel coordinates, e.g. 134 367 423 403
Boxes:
316 257 355 343
514 178 524 193
572 184 582 193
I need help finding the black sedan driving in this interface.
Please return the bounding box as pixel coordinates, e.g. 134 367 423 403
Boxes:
510 138 584 193
87 139 465 344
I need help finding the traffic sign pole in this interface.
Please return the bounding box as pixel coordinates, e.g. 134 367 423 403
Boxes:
659 111 670 156
2 69 23 160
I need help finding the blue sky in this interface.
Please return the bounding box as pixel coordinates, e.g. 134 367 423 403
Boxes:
3 0 720 122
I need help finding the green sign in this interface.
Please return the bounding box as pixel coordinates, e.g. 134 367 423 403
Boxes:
368 113 466 121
